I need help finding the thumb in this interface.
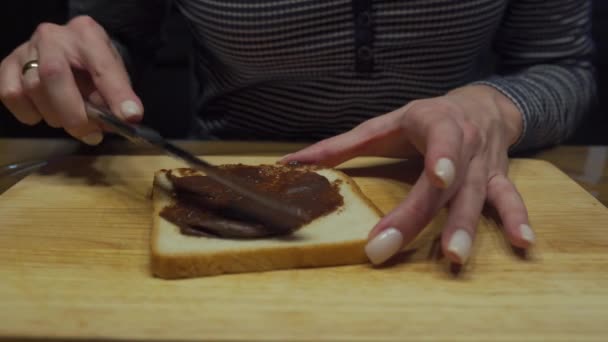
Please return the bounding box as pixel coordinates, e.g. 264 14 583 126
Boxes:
281 110 411 167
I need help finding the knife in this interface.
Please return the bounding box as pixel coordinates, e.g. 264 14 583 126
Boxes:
84 101 310 234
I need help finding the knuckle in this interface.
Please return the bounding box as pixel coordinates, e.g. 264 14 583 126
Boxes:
408 101 434 118
462 121 482 147
34 23 59 41
403 100 460 133
402 106 428 131
88 56 125 83
400 110 416 130
449 212 477 230
422 98 461 116
69 15 100 33
38 60 65 80
403 199 433 223
439 117 464 143
487 174 511 195
405 99 428 113
430 101 456 115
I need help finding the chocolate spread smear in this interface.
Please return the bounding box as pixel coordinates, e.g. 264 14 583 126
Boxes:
159 164 344 239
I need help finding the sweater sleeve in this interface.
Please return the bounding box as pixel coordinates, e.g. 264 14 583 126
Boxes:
68 0 170 81
473 0 596 153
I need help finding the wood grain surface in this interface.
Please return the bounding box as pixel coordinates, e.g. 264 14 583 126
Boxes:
0 155 607 342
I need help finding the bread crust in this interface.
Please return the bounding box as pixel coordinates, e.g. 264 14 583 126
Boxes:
150 166 382 279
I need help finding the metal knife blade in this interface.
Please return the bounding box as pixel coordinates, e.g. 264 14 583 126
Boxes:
84 102 310 234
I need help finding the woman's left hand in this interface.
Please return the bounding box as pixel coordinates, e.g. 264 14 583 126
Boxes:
281 85 536 266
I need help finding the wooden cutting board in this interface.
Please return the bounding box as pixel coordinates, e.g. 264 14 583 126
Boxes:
1 155 607 342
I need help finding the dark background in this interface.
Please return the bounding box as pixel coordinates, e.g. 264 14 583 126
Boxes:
1 0 607 144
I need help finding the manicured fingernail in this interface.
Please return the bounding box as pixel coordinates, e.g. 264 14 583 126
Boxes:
434 158 455 188
447 229 472 264
281 153 293 161
81 132 103 146
120 100 142 119
365 227 403 265
520 224 535 244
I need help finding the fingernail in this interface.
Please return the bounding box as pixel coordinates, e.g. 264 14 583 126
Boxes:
81 132 103 146
434 158 455 188
280 153 293 161
120 100 142 119
520 224 535 244
365 227 403 265
447 229 472 264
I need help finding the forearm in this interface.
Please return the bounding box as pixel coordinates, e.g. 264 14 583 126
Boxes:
474 64 595 153
467 0 596 153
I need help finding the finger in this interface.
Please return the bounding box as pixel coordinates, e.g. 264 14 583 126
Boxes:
74 71 115 133
281 109 415 166
35 32 103 146
487 173 535 248
71 16 143 122
59 80 104 147
440 156 488 264
36 32 94 132
65 125 104 145
280 130 379 167
364 172 446 265
0 50 42 125
402 107 465 189
20 48 63 128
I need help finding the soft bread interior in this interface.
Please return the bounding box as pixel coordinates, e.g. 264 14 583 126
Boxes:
152 167 382 255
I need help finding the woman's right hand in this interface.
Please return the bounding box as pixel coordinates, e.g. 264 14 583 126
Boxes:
0 15 143 145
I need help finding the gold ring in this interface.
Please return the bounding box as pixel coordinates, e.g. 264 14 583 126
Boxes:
21 60 39 75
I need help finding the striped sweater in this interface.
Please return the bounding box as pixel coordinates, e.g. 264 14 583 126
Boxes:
70 0 596 153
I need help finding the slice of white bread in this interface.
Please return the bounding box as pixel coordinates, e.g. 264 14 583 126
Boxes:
151 164 383 279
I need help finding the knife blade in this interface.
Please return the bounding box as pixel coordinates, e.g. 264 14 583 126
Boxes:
84 101 310 234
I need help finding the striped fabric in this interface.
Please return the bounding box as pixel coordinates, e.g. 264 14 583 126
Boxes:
70 0 596 153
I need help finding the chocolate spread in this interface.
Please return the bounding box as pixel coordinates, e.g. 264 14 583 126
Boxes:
159 164 344 239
